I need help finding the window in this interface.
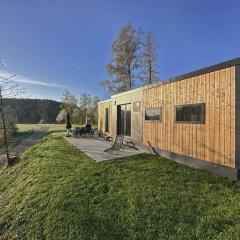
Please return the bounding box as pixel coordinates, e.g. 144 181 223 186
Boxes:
117 104 131 136
105 108 109 132
125 104 131 136
145 108 162 121
176 103 205 123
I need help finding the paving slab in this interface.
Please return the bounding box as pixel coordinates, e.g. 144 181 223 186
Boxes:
64 137 146 161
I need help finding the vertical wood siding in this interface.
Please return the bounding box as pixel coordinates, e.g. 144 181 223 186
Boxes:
143 66 236 168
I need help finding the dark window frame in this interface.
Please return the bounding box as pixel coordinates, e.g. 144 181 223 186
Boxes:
175 103 205 124
105 107 109 132
117 103 131 136
144 107 162 122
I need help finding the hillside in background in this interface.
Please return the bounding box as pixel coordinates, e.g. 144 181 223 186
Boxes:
6 98 61 124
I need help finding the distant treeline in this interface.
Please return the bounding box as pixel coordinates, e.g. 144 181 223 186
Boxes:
5 98 61 124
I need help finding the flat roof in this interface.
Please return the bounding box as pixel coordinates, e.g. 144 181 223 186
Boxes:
99 56 240 103
97 98 112 104
158 56 240 84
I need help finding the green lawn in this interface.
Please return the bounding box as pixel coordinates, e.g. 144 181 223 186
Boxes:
0 130 33 155
0 123 94 155
1 131 240 239
16 123 96 132
0 124 66 155
16 123 67 131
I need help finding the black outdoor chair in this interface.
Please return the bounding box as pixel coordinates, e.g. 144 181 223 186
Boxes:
123 140 138 150
72 127 81 138
104 134 124 153
79 125 97 137
85 124 92 134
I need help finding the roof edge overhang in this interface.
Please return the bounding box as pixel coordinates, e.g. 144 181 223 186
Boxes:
98 57 240 104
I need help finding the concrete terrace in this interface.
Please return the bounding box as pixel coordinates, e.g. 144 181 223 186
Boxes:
64 137 146 161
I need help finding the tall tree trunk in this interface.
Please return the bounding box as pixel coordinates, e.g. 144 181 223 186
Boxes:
149 58 152 84
128 60 132 89
0 87 10 165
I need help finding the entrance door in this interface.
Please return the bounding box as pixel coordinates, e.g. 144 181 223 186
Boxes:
117 104 131 136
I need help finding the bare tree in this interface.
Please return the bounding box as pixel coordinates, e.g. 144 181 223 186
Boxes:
100 25 142 94
0 69 21 166
79 93 92 124
77 94 100 125
57 91 100 125
60 90 78 114
140 31 160 85
57 90 78 124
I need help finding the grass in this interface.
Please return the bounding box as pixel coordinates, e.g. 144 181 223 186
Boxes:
16 123 97 132
16 123 67 131
1 131 240 239
0 123 96 155
0 124 67 155
0 130 33 155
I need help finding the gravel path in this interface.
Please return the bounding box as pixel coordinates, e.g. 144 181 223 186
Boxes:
0 127 49 170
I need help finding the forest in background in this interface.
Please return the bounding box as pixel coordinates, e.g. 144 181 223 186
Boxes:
5 98 61 124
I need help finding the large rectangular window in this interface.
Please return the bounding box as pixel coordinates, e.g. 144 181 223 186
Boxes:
176 103 205 123
145 108 162 121
105 108 109 132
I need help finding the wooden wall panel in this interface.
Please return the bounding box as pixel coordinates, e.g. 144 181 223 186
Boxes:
205 73 210 162
230 67 236 165
219 69 226 165
143 66 236 168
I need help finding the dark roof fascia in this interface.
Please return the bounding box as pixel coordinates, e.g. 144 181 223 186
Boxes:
162 57 240 85
101 57 240 101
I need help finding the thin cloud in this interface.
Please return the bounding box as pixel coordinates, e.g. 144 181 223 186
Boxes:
15 78 65 88
0 70 66 88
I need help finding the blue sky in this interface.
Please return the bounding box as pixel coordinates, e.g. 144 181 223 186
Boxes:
0 0 240 101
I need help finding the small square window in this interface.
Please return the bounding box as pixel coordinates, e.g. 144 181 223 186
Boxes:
145 108 162 121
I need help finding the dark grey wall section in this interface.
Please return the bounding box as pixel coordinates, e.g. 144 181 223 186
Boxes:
147 147 240 180
235 65 240 168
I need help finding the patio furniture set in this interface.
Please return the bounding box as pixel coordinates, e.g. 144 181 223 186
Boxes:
70 124 138 153
71 125 98 138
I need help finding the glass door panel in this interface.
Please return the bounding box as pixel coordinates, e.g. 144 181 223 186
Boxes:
116 104 131 136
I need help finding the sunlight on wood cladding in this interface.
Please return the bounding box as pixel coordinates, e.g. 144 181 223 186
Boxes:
142 66 236 168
